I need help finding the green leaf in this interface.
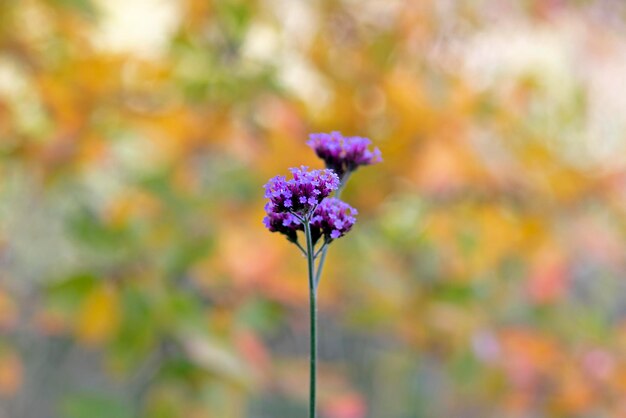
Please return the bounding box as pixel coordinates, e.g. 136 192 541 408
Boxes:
48 0 98 18
46 273 97 310
61 393 133 418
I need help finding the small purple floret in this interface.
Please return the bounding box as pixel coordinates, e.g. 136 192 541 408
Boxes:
310 198 358 244
263 166 340 215
263 202 302 242
307 131 382 179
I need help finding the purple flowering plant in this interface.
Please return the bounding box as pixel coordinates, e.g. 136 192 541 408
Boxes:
263 132 381 418
307 131 382 180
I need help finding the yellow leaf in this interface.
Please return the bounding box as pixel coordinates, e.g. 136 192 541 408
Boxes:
75 284 120 345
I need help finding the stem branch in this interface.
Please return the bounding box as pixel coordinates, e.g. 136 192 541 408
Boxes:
313 175 348 289
293 240 307 256
313 241 327 259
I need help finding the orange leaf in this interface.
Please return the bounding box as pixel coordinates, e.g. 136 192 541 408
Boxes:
0 350 22 396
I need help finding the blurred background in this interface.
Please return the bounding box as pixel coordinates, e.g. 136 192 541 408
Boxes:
2 0 626 417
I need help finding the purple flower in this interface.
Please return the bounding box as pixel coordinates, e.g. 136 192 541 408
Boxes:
310 198 357 244
263 202 302 242
263 166 340 216
307 131 382 179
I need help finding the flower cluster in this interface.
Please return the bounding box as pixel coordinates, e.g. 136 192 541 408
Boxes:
307 131 382 179
263 166 339 215
263 134 380 248
262 203 302 243
310 198 358 244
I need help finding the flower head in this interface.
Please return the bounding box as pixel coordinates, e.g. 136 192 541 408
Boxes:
307 131 382 179
263 202 302 242
310 198 358 244
263 166 340 215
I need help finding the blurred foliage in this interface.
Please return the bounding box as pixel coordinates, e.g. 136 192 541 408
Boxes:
2 0 626 417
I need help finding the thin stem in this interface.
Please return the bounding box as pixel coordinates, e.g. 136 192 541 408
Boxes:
336 171 351 196
290 211 305 223
293 240 307 256
313 174 348 289
314 248 327 290
313 241 327 259
303 220 317 418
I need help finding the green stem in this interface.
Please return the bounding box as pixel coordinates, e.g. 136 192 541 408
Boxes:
313 242 327 259
293 240 307 256
314 248 328 289
313 174 348 289
335 171 351 196
303 219 317 418
304 172 352 414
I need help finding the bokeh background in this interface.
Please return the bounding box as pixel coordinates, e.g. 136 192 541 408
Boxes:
2 0 626 417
